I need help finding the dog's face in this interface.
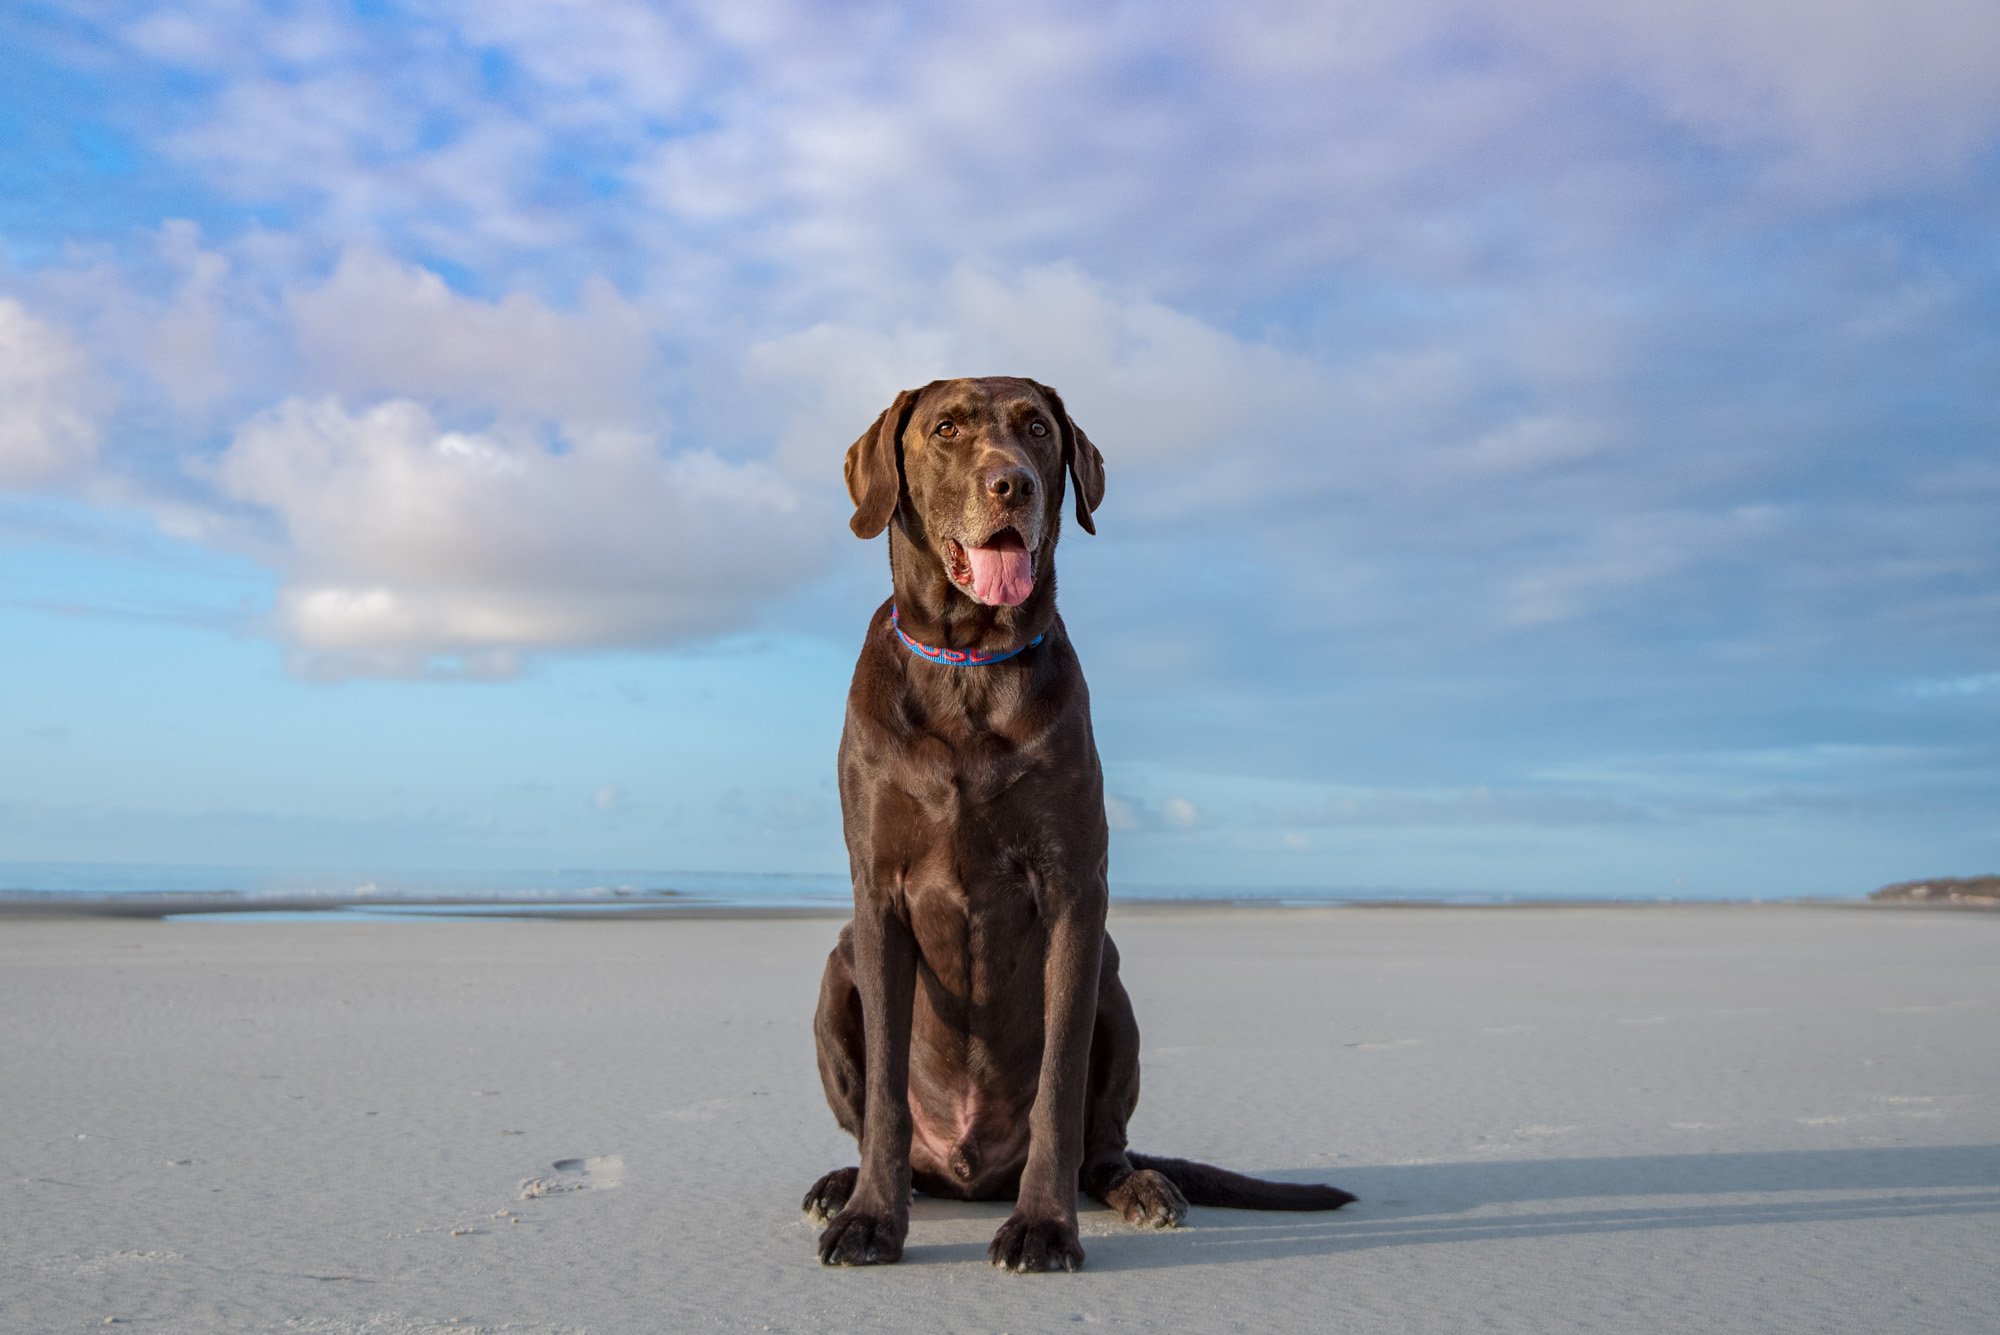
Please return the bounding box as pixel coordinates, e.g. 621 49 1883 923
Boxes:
844 377 1104 607
902 379 1061 607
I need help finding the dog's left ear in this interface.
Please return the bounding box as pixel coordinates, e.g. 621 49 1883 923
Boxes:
844 388 920 539
1030 381 1105 535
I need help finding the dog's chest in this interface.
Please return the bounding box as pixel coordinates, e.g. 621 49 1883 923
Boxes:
843 640 1105 910
939 731 1038 812
902 864 1050 1034
891 694 1050 816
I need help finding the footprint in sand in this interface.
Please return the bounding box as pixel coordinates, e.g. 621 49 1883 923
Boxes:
519 1155 624 1200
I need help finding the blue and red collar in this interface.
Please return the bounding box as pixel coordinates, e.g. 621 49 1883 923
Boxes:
890 604 1044 666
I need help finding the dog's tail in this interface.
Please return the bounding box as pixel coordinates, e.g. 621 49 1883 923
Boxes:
1128 1152 1356 1211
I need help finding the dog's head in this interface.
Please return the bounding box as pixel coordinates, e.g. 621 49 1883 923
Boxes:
844 377 1104 607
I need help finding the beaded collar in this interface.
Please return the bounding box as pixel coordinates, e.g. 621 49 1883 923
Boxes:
890 604 1044 666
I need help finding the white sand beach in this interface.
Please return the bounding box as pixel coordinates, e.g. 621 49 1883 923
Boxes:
2 904 1996 1334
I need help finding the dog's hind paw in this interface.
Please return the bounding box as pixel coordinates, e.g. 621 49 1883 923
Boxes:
801 1166 859 1224
1107 1167 1187 1229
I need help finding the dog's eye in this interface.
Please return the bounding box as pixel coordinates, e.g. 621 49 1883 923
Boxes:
935 421 957 439
1028 419 1049 438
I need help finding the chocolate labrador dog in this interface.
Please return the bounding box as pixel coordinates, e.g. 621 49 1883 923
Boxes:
804 376 1353 1272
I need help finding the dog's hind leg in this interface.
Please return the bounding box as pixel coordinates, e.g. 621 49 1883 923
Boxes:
1079 938 1188 1229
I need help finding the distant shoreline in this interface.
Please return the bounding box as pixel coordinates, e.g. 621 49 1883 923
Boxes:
1869 875 2000 905
3 891 1993 922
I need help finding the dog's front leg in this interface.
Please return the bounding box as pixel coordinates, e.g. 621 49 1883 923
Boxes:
817 889 917 1265
990 891 1106 1272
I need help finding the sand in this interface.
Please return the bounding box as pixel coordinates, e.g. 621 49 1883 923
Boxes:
2 904 1995 1334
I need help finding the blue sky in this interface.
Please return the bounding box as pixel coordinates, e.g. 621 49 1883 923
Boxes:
2 0 1996 897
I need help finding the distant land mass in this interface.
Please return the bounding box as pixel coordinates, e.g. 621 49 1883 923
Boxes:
1871 876 2000 904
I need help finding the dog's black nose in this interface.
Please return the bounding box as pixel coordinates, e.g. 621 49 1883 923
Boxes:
986 466 1035 504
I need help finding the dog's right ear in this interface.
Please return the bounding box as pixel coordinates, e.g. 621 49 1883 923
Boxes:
843 388 920 539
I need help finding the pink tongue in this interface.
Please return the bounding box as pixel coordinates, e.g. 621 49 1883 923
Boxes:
966 533 1034 606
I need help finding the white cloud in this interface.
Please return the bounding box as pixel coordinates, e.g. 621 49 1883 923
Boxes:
0 300 100 489
1454 415 1610 477
1491 0 2000 194
1901 673 2000 700
1098 790 1207 832
288 250 655 427
1536 743 1958 792
4 220 269 440
1499 505 1786 627
447 0 702 120
122 0 358 73
77 0 2000 325
1261 784 1651 829
750 263 1333 500
206 397 814 676
147 220 235 416
1211 1 2000 204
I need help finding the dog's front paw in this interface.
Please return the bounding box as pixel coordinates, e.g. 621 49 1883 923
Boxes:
801 1166 859 1224
1107 1167 1187 1229
817 1204 907 1266
988 1213 1085 1273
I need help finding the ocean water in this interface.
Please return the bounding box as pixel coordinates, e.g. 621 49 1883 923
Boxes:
0 860 1792 919
0 862 848 918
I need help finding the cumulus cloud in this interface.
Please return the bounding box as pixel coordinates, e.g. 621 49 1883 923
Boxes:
206 397 813 676
0 300 100 488
288 250 655 427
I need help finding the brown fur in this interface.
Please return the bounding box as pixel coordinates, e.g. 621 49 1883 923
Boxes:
806 377 1352 1272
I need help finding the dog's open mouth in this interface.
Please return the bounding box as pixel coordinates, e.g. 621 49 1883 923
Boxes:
946 527 1034 607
